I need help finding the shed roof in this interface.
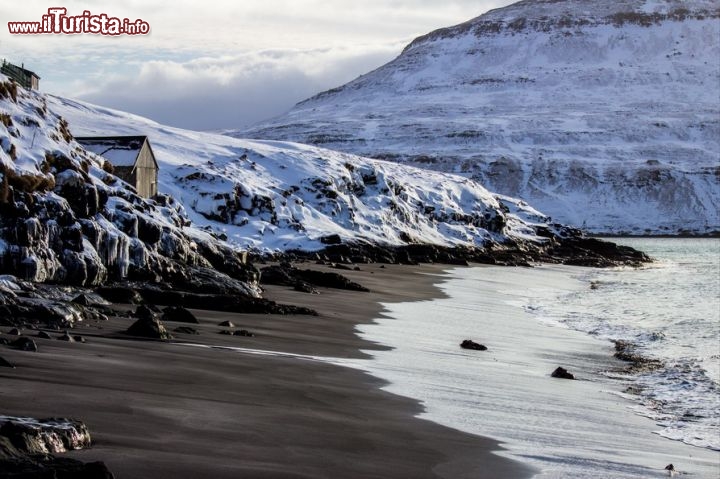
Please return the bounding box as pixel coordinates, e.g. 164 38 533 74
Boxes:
76 136 149 167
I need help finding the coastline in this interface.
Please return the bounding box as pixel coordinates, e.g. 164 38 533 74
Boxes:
0 263 534 479
350 262 720 478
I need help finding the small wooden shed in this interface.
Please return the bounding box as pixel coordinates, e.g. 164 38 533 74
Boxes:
77 136 159 197
0 60 40 90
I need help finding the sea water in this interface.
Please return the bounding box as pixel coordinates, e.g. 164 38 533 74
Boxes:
529 238 719 452
348 238 720 478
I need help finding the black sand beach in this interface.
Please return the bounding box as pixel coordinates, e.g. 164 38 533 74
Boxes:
0 264 534 478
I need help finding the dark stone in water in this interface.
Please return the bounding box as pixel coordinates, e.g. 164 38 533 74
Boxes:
10 338 37 352
665 464 675 471
219 330 233 336
126 317 172 340
613 340 663 372
7 328 21 336
218 320 235 328
0 356 14 368
234 329 254 337
36 331 52 340
551 367 575 380
162 306 199 324
74 335 86 343
460 339 487 351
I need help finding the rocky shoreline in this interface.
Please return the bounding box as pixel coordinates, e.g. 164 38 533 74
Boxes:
0 232 650 477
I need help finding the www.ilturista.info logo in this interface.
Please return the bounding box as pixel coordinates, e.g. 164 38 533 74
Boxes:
8 8 150 35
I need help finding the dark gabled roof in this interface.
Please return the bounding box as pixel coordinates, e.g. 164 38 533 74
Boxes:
0 61 40 80
76 135 158 170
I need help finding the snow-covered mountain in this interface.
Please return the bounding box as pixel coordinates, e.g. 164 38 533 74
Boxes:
236 0 720 235
48 95 557 256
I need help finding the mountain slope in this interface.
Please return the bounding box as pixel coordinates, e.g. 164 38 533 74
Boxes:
48 95 556 256
236 0 720 235
0 76 258 294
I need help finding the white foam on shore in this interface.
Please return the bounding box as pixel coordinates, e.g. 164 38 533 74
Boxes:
347 265 720 479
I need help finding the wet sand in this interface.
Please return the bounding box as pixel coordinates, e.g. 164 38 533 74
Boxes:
0 263 534 478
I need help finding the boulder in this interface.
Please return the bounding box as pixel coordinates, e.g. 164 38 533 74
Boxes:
10 338 37 352
126 317 172 340
293 281 318 294
57 332 75 342
95 286 143 305
234 329 254 337
36 331 52 340
218 320 235 328
0 417 90 455
161 306 199 324
134 305 157 322
551 367 575 380
460 339 487 351
7 328 21 336
0 416 112 478
0 356 14 368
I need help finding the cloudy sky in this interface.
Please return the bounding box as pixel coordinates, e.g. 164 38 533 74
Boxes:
1 1 513 130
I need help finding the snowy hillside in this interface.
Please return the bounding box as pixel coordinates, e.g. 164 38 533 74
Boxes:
48 95 554 255
0 75 256 293
237 0 720 235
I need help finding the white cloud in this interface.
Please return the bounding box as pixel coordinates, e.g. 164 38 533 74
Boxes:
76 43 406 130
1 0 515 130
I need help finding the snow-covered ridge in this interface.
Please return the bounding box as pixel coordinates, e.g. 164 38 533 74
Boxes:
401 0 719 55
0 75 257 294
49 94 553 255
237 0 720 235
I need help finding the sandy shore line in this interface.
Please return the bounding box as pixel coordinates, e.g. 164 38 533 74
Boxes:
0 263 534 478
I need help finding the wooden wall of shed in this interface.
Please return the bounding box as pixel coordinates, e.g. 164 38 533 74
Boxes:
134 142 158 197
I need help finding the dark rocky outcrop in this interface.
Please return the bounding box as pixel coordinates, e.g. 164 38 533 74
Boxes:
0 356 14 368
261 264 369 292
281 232 650 269
218 320 235 327
0 417 113 479
460 339 487 351
551 367 575 380
234 329 254 337
125 316 172 340
133 304 158 322
162 306 199 324
36 331 52 340
131 285 318 316
95 286 143 305
0 457 115 479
